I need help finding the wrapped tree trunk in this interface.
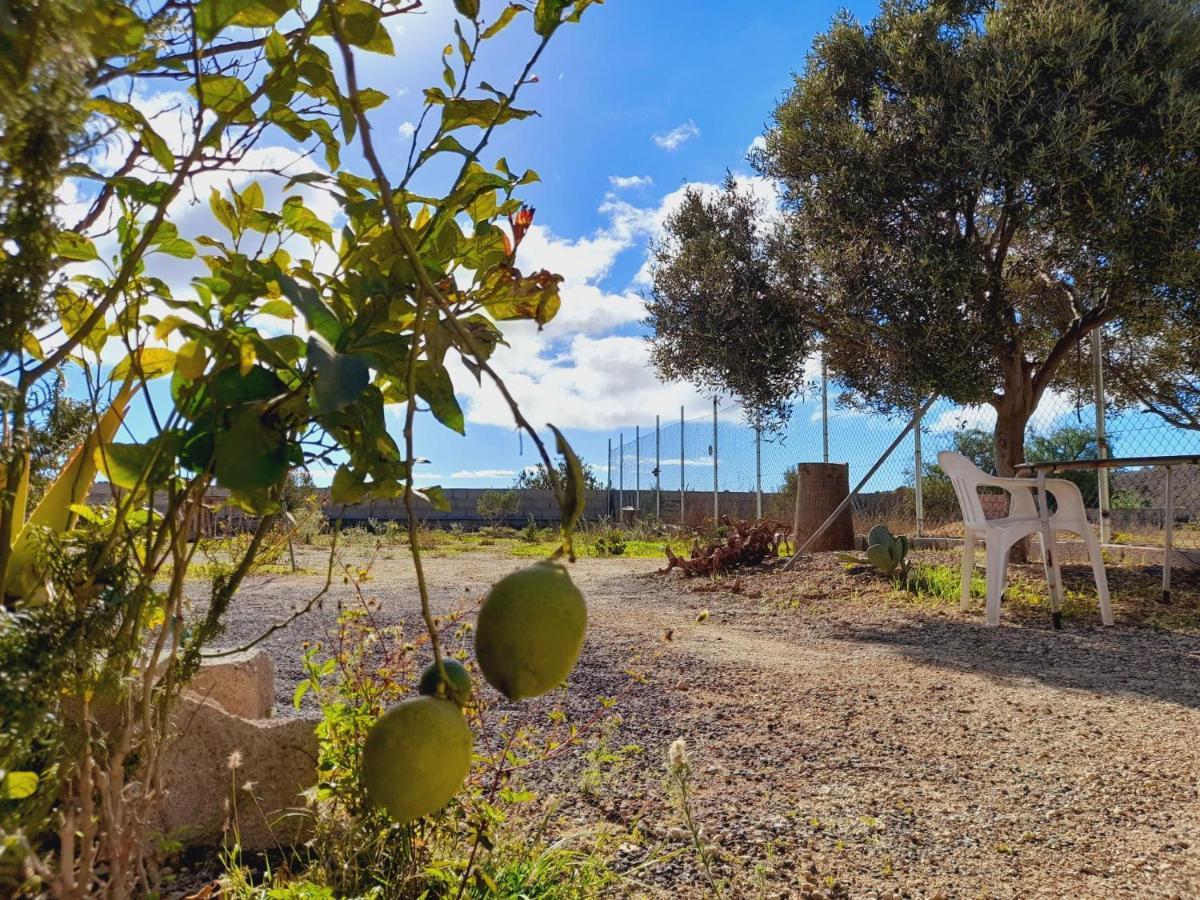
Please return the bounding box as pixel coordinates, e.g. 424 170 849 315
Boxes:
792 462 854 551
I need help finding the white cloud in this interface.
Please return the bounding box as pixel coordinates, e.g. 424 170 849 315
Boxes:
652 120 699 151
455 333 718 431
608 174 653 190
927 393 1071 435
397 120 416 139
450 469 517 479
747 134 767 157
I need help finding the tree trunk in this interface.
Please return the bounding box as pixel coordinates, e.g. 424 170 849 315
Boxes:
993 396 1034 561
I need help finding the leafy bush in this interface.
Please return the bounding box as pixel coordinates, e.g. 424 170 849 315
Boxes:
592 529 627 557
476 490 521 530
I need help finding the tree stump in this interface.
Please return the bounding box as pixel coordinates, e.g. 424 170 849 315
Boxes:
792 462 854 551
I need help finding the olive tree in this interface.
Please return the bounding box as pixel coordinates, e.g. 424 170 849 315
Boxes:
646 174 810 432
653 0 1200 475
1104 308 1200 431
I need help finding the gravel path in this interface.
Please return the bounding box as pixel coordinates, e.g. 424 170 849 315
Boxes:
202 547 1200 898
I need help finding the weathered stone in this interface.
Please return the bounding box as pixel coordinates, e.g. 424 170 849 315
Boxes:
156 693 317 850
188 649 275 720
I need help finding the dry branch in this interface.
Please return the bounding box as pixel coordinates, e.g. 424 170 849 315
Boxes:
658 517 788 577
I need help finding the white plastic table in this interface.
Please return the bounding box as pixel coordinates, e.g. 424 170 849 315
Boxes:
1016 454 1200 605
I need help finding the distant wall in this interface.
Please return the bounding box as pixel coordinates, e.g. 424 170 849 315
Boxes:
329 489 611 526
87 483 909 532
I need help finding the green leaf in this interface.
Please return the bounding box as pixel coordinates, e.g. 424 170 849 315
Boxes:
413 485 450 511
315 0 393 54
214 410 288 492
195 0 253 41
534 0 571 35
357 88 389 111
330 464 366 504
453 0 480 18
79 1 145 57
190 75 255 123
154 238 195 259
281 196 334 245
0 771 38 800
482 3 524 39
550 424 585 552
95 438 174 491
209 188 240 237
292 680 310 708
278 273 342 343
55 231 99 262
415 362 464 434
308 335 370 415
88 97 175 171
440 97 535 133
259 298 295 319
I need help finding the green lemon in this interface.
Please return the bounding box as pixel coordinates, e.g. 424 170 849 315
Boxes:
474 560 587 701
361 696 472 824
417 659 473 704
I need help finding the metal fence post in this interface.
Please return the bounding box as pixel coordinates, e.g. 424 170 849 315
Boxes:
712 397 719 523
607 437 613 516
655 414 661 520
635 424 640 515
821 352 830 464
755 421 762 519
1093 331 1111 543
913 405 925 537
679 405 685 526
618 431 624 513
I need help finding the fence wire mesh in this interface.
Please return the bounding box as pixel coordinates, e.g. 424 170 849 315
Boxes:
607 385 1200 550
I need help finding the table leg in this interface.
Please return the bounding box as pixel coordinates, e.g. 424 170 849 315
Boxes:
1037 472 1065 629
1163 466 1174 604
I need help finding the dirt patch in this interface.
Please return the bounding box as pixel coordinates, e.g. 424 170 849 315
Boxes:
197 546 1200 898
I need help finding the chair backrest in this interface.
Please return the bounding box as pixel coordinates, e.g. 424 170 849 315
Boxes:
937 451 990 527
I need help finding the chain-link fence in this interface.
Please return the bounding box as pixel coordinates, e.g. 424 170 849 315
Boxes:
606 377 1200 550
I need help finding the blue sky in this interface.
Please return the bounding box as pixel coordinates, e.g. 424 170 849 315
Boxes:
374 0 880 488
56 0 889 492
50 0 1200 497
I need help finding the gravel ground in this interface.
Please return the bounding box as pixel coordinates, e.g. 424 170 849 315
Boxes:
200 546 1200 899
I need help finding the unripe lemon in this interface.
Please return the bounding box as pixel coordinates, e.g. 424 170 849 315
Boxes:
474 560 586 700
417 658 473 705
361 696 472 824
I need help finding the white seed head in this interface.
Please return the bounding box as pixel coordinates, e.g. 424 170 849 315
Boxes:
668 738 689 774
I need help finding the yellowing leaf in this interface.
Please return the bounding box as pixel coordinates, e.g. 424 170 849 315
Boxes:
239 339 257 376
112 348 176 382
177 340 208 380
259 298 295 319
0 771 38 800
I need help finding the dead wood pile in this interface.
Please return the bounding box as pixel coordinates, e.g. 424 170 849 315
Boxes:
658 517 789 577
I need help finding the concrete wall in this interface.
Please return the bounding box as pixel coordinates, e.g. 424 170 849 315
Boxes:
329 488 612 526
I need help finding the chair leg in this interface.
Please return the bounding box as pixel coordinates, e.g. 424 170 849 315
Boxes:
960 533 976 611
1082 528 1113 626
984 539 1011 626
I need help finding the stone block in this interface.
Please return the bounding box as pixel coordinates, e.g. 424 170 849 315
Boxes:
189 649 275 720
156 694 318 851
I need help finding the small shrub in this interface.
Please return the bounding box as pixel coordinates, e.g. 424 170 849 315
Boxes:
593 529 627 557
520 515 542 543
476 490 521 530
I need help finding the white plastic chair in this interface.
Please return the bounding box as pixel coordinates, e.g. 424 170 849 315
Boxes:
938 451 1113 626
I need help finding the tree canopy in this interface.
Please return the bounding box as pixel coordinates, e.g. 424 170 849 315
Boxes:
515 459 602 491
646 175 810 432
652 0 1200 472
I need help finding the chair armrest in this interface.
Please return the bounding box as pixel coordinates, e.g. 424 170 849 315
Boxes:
973 473 1039 495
